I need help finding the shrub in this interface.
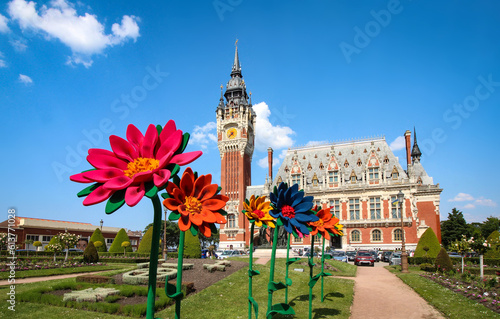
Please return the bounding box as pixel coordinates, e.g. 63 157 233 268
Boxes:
76 275 115 284
44 236 61 250
435 247 454 273
109 228 132 253
485 230 500 258
83 241 99 263
419 263 436 272
182 231 201 258
414 228 441 259
90 228 107 252
137 227 154 254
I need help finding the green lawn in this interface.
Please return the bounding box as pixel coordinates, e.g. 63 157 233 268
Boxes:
0 259 355 319
387 266 500 319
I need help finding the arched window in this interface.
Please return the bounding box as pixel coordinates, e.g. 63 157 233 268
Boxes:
394 229 402 241
351 230 361 242
372 229 382 242
228 214 236 228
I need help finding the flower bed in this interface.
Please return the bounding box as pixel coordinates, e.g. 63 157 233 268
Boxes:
421 272 500 313
0 258 105 272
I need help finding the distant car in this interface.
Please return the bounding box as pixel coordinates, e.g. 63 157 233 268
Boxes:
331 251 348 263
16 249 36 252
218 250 243 259
369 250 380 262
303 251 318 257
354 250 375 266
382 251 393 262
389 251 402 265
346 251 356 261
448 252 462 258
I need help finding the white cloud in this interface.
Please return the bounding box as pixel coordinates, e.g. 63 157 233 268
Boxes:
10 38 28 51
306 140 329 147
463 204 475 209
0 52 6 68
19 73 33 84
0 14 9 33
253 102 295 152
389 136 405 151
7 0 140 67
257 149 287 169
449 193 475 202
191 122 217 149
474 197 497 207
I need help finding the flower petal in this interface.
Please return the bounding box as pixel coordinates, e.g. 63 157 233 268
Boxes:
198 223 212 237
213 212 227 224
83 185 113 206
140 124 159 158
88 153 128 170
163 198 181 211
178 214 191 231
103 175 133 190
171 151 203 166
201 208 217 223
110 135 138 161
159 120 177 144
197 184 218 202
156 129 182 159
125 184 145 206
70 172 93 183
202 199 226 211
82 168 124 183
190 213 204 226
153 169 171 187
126 124 144 151
293 201 314 214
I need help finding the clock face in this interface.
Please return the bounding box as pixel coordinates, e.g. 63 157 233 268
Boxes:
227 128 237 139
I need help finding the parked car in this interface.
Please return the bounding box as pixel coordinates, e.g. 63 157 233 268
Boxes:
62 248 84 252
388 251 402 265
448 252 462 258
218 250 243 259
303 251 318 257
354 250 375 266
331 251 348 263
369 250 380 262
346 250 356 261
382 251 393 262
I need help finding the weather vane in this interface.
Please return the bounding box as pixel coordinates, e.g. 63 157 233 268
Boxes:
235 39 238 47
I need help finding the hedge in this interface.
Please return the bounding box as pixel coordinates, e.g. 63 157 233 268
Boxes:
90 228 107 252
409 256 500 267
414 227 441 259
109 228 133 253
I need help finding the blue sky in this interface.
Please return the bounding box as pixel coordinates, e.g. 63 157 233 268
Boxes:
1 0 499 232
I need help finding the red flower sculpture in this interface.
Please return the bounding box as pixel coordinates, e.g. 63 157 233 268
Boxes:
70 121 202 208
308 206 343 240
163 168 228 237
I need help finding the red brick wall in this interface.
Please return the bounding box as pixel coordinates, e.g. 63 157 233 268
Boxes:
417 201 441 243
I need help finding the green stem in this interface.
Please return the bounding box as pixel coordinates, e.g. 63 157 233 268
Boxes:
321 237 325 303
309 235 315 319
285 232 290 303
248 223 255 319
146 195 162 319
267 225 280 316
175 230 186 319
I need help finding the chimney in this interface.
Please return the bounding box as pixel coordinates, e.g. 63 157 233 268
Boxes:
404 130 411 166
268 147 273 181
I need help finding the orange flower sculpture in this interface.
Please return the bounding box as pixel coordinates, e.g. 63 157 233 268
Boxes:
163 168 228 237
309 206 344 240
243 195 275 228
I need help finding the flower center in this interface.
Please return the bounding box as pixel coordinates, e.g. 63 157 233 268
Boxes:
282 205 295 218
253 209 265 219
124 157 160 178
184 196 202 215
312 219 324 227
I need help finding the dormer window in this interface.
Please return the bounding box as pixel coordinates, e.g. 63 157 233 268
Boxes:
392 166 399 179
328 171 339 183
368 167 379 180
357 158 362 166
291 174 300 186
312 173 319 186
277 176 282 184
350 171 357 183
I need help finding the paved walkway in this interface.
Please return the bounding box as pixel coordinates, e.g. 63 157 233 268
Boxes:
350 266 444 319
0 271 106 286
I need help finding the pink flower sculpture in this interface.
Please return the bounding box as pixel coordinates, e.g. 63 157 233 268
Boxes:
71 120 202 210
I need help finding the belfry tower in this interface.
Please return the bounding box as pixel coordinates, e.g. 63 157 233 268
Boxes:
216 42 256 249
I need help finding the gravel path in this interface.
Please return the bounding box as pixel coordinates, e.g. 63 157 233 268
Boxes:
350 266 444 319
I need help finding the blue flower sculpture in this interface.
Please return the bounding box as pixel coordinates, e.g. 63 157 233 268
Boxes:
269 182 319 235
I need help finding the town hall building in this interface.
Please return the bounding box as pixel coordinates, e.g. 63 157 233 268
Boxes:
217 45 442 251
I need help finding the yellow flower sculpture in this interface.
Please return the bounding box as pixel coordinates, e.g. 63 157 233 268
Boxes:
243 195 275 228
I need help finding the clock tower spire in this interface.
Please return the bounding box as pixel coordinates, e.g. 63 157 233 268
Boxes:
216 43 256 249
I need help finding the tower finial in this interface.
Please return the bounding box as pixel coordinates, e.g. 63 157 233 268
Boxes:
411 127 422 162
235 39 238 47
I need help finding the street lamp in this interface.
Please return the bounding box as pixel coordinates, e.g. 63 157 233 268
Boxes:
398 190 409 273
100 219 103 231
163 206 168 260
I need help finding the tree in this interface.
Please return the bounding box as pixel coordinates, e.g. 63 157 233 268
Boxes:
144 220 180 250
83 241 99 263
480 216 500 239
109 228 133 253
138 227 160 254
467 222 482 239
24 239 34 256
58 232 79 262
33 241 42 255
0 233 7 250
485 230 500 258
199 229 220 249
45 235 61 250
121 241 131 256
182 231 201 258
414 227 441 259
448 235 470 273
46 241 64 262
94 241 104 249
440 208 470 248
435 247 454 273
90 228 107 252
